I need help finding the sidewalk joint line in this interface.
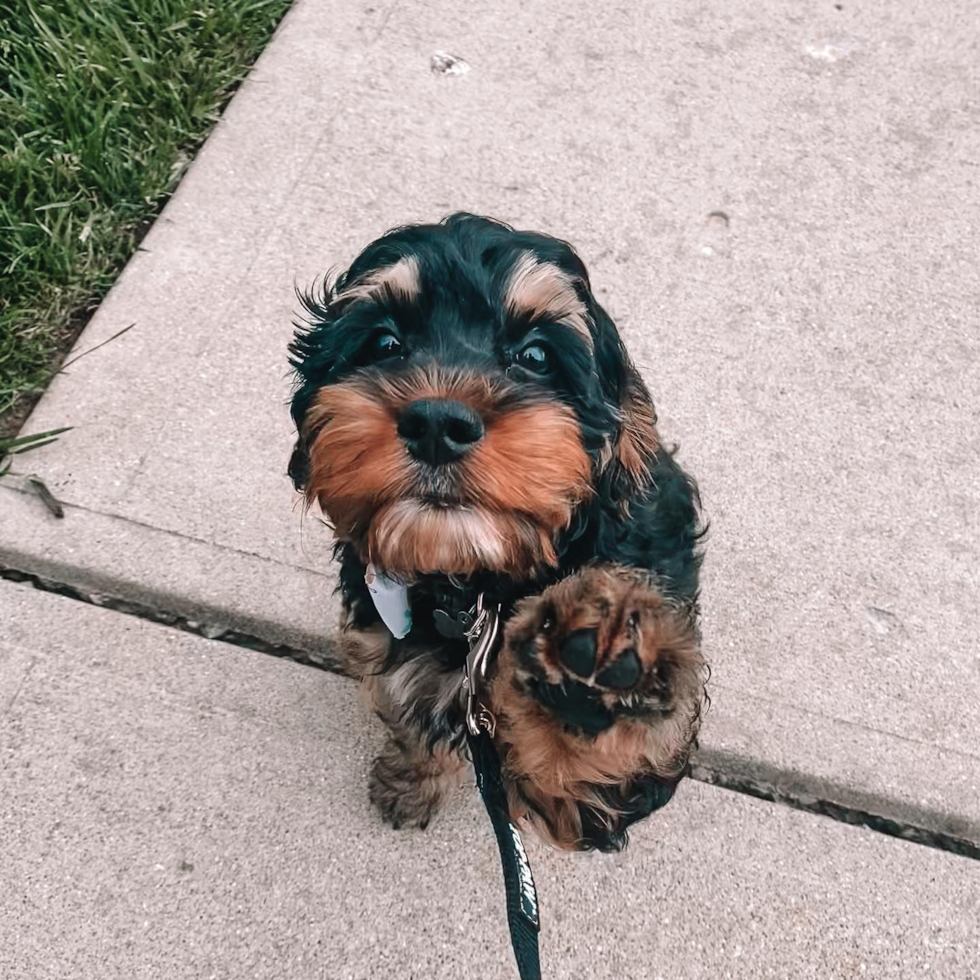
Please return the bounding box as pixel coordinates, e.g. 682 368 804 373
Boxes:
3 562 976 863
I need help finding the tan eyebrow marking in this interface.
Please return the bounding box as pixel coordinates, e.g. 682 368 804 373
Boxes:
338 255 420 307
503 251 593 349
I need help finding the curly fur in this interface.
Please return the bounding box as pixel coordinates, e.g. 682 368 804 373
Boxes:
289 213 707 851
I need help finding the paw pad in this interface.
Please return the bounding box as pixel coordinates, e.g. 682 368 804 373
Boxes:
559 628 597 677
595 648 641 689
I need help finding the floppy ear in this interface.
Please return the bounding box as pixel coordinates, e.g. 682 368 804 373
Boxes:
287 443 309 491
611 363 659 497
585 301 660 502
287 275 342 492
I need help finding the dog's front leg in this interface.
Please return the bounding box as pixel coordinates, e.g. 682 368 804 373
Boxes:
339 625 466 830
364 669 466 830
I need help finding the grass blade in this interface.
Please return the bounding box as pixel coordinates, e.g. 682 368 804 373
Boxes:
7 436 62 455
58 322 135 372
0 426 73 453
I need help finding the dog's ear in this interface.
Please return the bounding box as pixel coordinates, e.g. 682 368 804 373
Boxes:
589 303 660 502
287 275 342 493
288 382 316 493
287 443 309 492
611 362 659 496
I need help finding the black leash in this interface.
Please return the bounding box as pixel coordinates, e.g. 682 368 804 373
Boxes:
464 595 542 980
468 729 541 980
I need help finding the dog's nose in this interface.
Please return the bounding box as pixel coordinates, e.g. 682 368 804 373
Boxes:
397 399 484 466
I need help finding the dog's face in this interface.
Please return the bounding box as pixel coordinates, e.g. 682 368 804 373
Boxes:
289 213 656 579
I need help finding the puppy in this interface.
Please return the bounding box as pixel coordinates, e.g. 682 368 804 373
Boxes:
289 213 706 852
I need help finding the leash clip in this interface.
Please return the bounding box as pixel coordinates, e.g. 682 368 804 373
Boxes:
464 592 501 738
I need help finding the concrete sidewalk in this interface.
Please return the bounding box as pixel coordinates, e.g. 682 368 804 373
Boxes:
2 580 978 980
2 0 978 846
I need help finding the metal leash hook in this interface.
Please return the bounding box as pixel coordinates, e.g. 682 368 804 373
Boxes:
464 592 501 738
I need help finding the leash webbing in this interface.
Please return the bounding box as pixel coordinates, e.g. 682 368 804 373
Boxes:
468 729 541 980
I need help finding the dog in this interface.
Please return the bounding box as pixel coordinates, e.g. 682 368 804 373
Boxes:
288 213 706 852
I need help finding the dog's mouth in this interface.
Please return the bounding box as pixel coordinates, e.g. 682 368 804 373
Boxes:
417 494 459 508
366 497 557 578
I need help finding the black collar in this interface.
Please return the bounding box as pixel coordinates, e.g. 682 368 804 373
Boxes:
408 572 527 642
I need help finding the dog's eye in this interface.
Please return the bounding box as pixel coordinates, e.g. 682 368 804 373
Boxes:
516 344 550 374
368 330 403 361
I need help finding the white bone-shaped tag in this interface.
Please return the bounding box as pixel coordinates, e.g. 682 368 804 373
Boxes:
365 563 412 639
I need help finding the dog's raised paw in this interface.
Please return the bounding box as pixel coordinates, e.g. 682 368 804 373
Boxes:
504 566 699 737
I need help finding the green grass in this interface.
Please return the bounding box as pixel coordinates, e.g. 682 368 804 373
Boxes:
0 425 72 476
0 0 291 426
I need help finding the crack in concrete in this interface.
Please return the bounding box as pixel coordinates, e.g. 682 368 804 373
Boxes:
692 760 980 862
1 565 339 672
2 655 36 718
3 562 977 863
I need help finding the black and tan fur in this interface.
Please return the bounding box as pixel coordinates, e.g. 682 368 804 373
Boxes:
289 213 706 852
